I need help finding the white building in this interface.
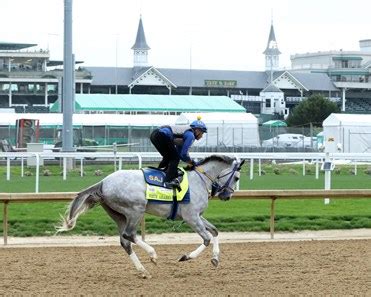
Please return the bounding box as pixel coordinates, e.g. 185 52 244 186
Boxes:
291 40 371 112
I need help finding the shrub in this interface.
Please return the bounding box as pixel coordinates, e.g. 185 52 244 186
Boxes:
334 168 341 175
259 170 266 175
94 169 103 176
24 171 33 176
288 168 298 175
364 167 371 175
349 169 356 175
273 167 280 175
42 169 52 176
76 169 85 176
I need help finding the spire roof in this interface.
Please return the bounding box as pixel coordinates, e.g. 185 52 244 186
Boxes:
131 17 150 50
263 23 281 55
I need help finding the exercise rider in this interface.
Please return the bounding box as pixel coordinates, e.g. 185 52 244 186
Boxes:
150 117 207 188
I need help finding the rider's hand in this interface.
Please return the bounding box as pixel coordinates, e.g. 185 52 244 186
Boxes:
185 160 196 170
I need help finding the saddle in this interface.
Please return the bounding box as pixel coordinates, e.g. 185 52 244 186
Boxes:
142 167 185 189
141 167 189 201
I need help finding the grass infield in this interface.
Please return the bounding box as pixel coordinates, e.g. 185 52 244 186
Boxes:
1 163 370 236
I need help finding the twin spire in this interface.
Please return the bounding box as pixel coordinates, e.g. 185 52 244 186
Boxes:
132 16 150 68
263 21 281 72
132 16 150 51
132 16 280 71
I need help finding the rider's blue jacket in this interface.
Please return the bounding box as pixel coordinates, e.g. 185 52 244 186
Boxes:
158 126 195 162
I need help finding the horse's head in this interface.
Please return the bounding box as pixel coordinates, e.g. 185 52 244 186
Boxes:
212 158 245 201
196 155 245 201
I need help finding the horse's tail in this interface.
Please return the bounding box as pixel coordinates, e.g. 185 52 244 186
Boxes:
56 182 103 233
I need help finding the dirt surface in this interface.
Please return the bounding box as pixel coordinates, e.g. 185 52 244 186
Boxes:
1 239 369 296
4 229 371 247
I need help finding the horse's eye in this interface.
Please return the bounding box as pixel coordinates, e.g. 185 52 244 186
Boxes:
235 177 239 182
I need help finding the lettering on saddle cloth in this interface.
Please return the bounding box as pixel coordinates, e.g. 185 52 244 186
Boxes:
141 167 189 203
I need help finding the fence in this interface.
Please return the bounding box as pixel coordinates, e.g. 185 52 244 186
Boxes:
0 125 321 152
1 151 371 194
1 189 371 245
1 151 369 193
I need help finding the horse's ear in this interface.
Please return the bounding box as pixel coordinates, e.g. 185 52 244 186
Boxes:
238 159 245 170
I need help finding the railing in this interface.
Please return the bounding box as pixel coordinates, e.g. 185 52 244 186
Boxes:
1 189 371 245
1 152 371 193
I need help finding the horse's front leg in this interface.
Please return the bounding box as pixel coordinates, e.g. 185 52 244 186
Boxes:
179 216 212 263
201 216 220 267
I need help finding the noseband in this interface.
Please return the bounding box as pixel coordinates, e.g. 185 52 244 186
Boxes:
195 162 240 199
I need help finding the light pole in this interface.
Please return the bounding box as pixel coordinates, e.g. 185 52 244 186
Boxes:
62 0 74 155
115 34 118 94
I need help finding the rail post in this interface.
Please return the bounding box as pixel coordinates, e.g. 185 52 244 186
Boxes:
270 197 276 239
6 157 10 181
250 158 254 180
141 218 146 240
35 153 40 193
3 201 8 245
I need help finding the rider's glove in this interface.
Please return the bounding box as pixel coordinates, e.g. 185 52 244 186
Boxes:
185 159 197 170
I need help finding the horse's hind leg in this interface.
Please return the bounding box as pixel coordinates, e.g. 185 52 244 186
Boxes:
101 204 151 279
121 238 151 279
133 236 158 264
121 205 146 243
201 216 220 267
122 207 158 264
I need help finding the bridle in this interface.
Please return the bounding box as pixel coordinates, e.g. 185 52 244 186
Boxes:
194 160 243 199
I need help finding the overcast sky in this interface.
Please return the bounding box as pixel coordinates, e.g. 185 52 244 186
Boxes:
1 0 370 71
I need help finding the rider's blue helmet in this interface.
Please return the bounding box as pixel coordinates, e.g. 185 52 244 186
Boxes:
190 117 207 133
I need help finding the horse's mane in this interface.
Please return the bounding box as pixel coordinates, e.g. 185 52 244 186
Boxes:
196 155 235 166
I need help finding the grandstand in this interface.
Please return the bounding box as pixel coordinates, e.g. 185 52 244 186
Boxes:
0 42 91 112
345 98 371 113
1 24 370 116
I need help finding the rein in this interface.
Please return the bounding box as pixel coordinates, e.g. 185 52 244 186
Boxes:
194 162 239 198
194 167 212 197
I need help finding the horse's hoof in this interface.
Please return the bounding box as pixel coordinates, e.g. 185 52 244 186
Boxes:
211 258 219 267
150 257 157 265
140 271 152 279
178 255 189 262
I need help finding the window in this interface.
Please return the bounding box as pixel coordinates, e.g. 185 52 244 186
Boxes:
341 60 348 68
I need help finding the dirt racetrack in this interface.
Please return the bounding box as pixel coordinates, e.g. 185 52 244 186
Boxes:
1 239 369 296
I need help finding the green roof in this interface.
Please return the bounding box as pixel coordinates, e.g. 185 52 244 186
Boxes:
0 42 37 50
50 94 246 113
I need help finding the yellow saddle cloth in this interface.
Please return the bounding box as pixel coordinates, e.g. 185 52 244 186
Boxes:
145 168 189 202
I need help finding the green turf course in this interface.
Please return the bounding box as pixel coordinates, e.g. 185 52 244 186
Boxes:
1 163 370 236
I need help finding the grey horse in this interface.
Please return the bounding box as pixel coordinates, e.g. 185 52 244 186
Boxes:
57 154 245 278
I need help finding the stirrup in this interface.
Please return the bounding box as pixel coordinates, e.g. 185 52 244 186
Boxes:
165 178 181 191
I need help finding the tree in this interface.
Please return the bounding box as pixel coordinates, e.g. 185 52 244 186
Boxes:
286 94 340 127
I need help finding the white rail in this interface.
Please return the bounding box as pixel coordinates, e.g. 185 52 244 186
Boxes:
1 152 371 193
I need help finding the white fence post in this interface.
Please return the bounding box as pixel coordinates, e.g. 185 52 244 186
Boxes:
250 158 254 180
6 158 10 181
63 157 67 180
80 157 84 177
35 153 40 193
